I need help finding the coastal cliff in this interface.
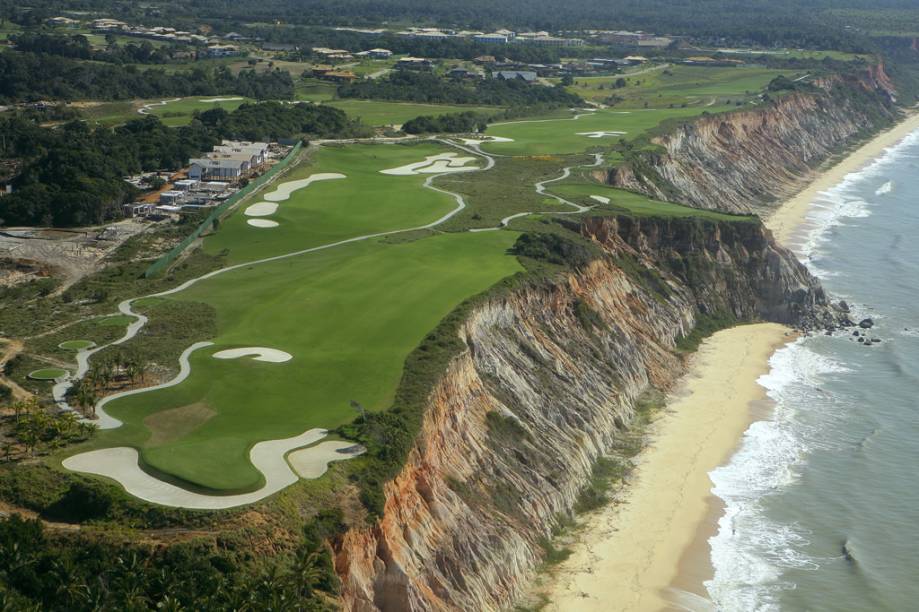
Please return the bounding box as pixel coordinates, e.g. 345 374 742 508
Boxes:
334 216 826 611
607 72 898 215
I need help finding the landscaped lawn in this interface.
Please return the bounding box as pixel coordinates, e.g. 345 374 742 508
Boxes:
481 106 732 156
325 99 501 126
145 96 252 127
94 230 522 492
204 142 479 263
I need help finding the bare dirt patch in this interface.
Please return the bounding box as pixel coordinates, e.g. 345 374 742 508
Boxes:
143 402 216 446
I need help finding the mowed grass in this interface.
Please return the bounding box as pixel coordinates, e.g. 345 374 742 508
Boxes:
94 230 522 491
548 182 757 222
325 100 501 126
205 142 476 263
562 64 796 107
482 106 732 156
146 96 252 127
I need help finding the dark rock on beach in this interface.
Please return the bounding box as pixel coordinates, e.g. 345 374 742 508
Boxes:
859 318 874 329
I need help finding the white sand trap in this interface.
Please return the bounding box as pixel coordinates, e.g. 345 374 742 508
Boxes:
247 219 280 228
458 135 515 145
578 131 628 138
590 195 611 204
381 153 478 176
62 428 328 509
244 202 279 217
263 173 346 202
288 441 366 479
200 97 244 103
212 347 292 363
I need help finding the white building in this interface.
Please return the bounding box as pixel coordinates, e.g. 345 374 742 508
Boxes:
188 158 249 181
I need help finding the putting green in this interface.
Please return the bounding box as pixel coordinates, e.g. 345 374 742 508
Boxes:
205 142 475 264
96 230 522 492
481 106 732 156
58 340 96 351
28 368 69 381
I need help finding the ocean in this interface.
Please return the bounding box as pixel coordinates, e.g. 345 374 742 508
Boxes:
705 128 919 611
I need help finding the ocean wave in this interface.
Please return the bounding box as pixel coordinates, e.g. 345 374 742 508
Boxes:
792 128 919 265
705 341 848 611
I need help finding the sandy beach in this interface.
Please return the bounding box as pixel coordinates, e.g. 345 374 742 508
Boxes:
767 111 919 244
541 323 792 612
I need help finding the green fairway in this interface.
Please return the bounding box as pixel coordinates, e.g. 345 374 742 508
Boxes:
58 340 96 351
205 142 477 263
548 182 757 222
145 96 252 127
325 100 501 126
481 106 731 156
28 368 68 381
95 230 522 491
561 64 797 107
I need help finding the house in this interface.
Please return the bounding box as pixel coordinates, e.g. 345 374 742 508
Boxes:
91 18 128 32
159 190 186 205
447 68 481 80
322 70 358 83
396 57 433 71
224 32 247 41
47 16 80 28
624 55 649 64
474 55 497 65
262 42 298 52
205 44 241 57
474 33 508 45
188 158 250 181
312 47 354 61
312 65 334 77
493 70 538 83
122 203 155 218
638 37 674 49
365 48 392 59
173 179 199 191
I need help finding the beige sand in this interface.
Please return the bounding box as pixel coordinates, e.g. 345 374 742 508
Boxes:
767 112 919 245
212 347 293 363
380 153 478 175
263 173 346 202
244 202 279 217
287 440 365 479
62 428 328 509
247 219 280 228
541 323 791 612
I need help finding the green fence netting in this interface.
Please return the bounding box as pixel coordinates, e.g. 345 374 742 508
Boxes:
143 142 302 278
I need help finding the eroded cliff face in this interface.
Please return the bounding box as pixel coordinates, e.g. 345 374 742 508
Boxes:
608 73 898 215
334 216 825 611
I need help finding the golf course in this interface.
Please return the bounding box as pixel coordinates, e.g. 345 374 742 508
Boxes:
57 59 791 506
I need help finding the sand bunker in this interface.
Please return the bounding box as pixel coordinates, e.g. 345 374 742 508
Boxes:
288 441 366 479
244 202 279 217
578 131 628 138
247 219 280 228
200 97 243 103
263 173 346 202
212 347 293 363
458 135 515 145
590 195 611 204
62 428 328 509
381 153 478 176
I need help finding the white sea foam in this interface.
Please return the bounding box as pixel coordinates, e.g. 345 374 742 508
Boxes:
706 341 849 611
792 129 919 266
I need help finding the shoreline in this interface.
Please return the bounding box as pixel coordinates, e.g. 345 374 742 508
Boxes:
766 111 919 245
539 323 792 611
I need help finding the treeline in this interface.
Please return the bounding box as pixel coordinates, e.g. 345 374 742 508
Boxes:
338 71 581 107
0 512 340 610
0 103 359 227
402 111 490 134
0 51 294 102
13 32 183 65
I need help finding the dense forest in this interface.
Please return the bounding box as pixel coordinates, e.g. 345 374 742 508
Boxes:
0 103 360 227
12 31 192 64
338 71 582 107
0 51 294 103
